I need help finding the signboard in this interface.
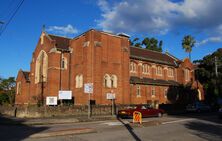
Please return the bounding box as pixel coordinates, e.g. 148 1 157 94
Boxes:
58 91 72 100
84 83 93 93
46 96 57 105
133 111 142 124
106 93 116 100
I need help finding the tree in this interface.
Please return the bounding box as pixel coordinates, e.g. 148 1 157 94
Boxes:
131 37 163 52
182 35 195 60
194 48 222 108
142 37 162 52
130 37 141 48
0 77 16 105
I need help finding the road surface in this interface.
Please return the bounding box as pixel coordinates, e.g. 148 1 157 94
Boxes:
1 113 221 141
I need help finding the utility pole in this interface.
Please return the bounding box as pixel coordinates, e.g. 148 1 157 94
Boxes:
214 56 220 98
215 56 218 77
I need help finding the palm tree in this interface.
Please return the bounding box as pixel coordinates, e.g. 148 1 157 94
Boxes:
182 35 196 60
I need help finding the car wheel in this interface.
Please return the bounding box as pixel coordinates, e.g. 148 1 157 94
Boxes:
158 112 162 117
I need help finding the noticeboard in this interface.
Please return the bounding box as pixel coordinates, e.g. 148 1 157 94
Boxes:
106 93 116 100
58 91 72 100
46 97 57 105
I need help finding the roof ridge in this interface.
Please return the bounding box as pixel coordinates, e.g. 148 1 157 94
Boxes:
165 52 180 61
47 33 72 40
72 29 130 40
130 46 165 55
22 71 30 73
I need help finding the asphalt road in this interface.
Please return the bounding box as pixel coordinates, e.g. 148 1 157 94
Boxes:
1 113 222 141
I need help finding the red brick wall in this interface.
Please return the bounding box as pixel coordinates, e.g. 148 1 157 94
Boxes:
69 30 130 105
15 30 201 105
128 57 196 104
15 70 30 104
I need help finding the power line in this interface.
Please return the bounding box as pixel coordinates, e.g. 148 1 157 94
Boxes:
0 0 25 36
0 0 16 18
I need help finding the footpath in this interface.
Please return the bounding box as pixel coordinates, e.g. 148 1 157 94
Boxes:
0 114 117 125
0 115 119 138
0 114 190 138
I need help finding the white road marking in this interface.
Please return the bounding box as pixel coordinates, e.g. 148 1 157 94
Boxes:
162 118 195 125
102 121 130 126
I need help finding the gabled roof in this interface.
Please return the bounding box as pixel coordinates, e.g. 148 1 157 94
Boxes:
130 47 179 66
130 76 179 86
22 71 30 82
47 34 71 50
17 70 30 82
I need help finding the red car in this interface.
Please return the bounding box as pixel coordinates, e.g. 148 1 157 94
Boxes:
118 105 164 118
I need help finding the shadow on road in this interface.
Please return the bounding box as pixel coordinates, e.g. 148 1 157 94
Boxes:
117 117 141 141
167 112 222 124
164 112 222 140
0 113 48 141
184 121 222 141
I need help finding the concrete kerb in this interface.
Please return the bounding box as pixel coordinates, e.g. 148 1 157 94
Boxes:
0 115 118 126
24 115 117 125
29 128 96 138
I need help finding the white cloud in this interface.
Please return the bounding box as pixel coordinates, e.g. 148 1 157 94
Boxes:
98 0 110 12
197 36 222 46
97 0 222 35
47 24 78 35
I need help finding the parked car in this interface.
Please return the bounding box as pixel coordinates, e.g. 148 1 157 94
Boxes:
118 105 164 118
186 102 211 113
218 107 222 119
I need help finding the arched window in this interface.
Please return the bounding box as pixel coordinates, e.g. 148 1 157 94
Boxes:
164 88 168 98
79 74 83 88
130 62 137 72
16 82 21 94
61 57 67 69
137 85 141 97
35 50 48 83
168 67 174 77
142 64 150 74
75 75 79 88
104 74 111 88
184 68 190 81
111 75 117 88
151 86 155 97
76 74 83 88
156 66 163 75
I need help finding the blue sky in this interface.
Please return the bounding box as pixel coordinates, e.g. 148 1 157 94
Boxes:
0 0 222 78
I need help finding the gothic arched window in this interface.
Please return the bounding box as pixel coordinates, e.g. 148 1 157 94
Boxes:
35 50 48 83
75 74 83 88
104 74 111 88
111 75 117 88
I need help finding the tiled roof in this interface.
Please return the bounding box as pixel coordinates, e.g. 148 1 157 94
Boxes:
46 32 180 67
22 71 30 82
130 76 179 86
48 34 71 50
130 47 178 66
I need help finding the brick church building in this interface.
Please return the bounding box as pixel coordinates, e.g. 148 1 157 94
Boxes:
15 29 204 106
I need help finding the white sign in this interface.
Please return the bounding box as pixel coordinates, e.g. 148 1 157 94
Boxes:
84 83 93 93
46 97 57 105
106 93 116 100
58 91 72 100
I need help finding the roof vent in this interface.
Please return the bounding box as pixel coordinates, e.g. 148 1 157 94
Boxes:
117 32 130 38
